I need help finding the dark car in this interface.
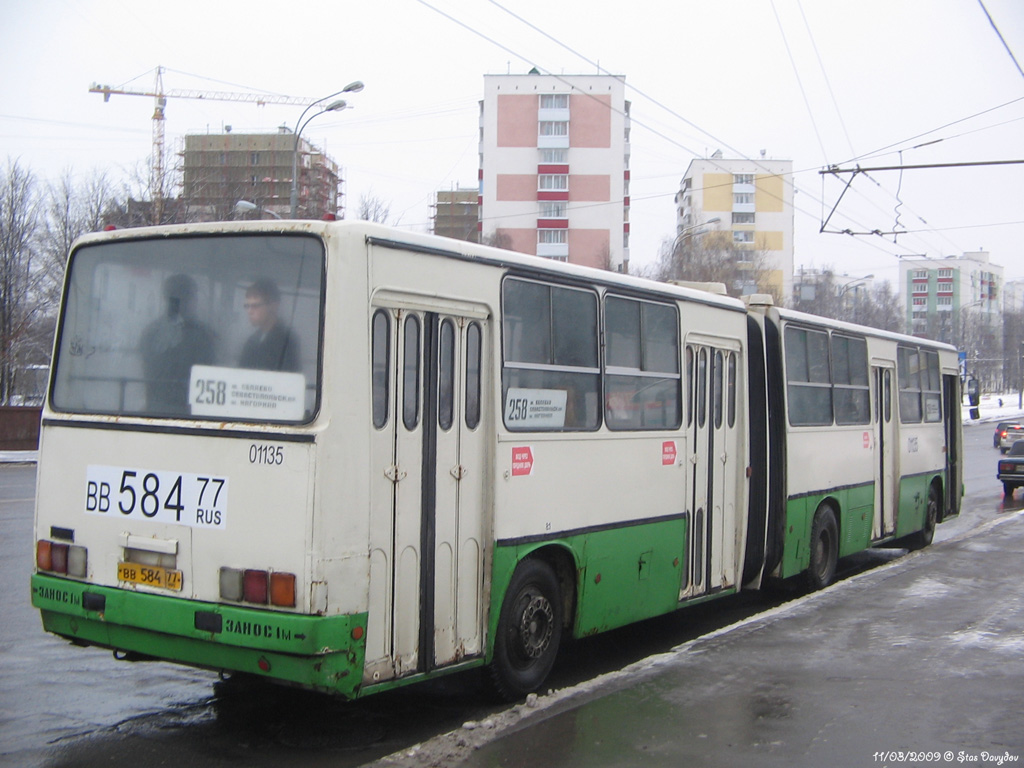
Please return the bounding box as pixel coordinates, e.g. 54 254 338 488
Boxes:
998 440 1024 496
999 424 1024 453
994 421 1016 448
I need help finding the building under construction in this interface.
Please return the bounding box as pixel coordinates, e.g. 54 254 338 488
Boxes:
181 128 342 221
431 187 480 243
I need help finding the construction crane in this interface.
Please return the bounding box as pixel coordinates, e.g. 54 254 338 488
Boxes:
90 66 317 223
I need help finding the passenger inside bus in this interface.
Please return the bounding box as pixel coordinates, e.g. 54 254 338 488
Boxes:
140 273 216 414
239 278 300 372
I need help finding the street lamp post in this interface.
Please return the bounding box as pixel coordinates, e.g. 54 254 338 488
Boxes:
234 200 281 219
837 274 873 323
671 217 722 253
289 80 364 218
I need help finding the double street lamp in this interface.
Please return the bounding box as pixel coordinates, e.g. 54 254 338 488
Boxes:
290 80 364 218
672 217 722 253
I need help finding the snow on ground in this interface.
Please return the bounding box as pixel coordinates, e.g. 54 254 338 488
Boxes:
964 392 1024 426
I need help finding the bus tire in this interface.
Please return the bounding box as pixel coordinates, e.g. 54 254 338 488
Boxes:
909 482 940 550
489 558 563 701
805 504 838 590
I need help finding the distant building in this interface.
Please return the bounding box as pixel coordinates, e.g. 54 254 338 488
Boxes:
899 251 1003 342
792 267 875 317
479 71 630 271
676 152 794 299
432 188 480 243
181 128 341 221
1004 279 1024 313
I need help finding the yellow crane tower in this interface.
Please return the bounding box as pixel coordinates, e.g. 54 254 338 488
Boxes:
90 66 317 223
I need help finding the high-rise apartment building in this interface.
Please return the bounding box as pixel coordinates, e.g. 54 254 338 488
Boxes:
478 72 630 271
676 152 794 298
900 251 1003 343
181 128 341 221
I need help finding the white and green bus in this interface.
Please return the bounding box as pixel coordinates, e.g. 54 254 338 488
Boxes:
31 221 960 699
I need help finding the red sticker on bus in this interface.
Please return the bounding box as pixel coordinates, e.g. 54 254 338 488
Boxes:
863 431 871 449
662 441 677 466
512 446 534 476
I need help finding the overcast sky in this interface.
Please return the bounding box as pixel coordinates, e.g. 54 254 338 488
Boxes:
2 0 1022 287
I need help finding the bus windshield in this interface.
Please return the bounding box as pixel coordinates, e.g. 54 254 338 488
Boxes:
51 233 324 424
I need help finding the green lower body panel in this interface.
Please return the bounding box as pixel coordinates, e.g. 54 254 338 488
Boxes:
895 472 937 539
779 472 943 579
31 573 368 698
781 482 876 578
488 515 692 650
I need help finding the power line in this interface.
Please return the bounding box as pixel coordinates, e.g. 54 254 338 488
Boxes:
823 159 1024 174
978 0 1024 81
771 0 828 161
796 0 855 159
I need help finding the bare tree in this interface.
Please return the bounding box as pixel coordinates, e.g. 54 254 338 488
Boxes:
38 169 115 307
856 281 904 333
792 268 843 318
357 191 393 225
1002 310 1024 394
0 159 41 404
960 307 1002 393
792 267 906 334
655 230 777 301
481 230 513 250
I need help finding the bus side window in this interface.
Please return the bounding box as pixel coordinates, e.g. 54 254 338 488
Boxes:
438 319 455 431
697 348 708 428
465 322 482 430
403 315 421 430
727 352 737 428
686 346 694 427
372 310 390 429
897 345 923 423
713 350 724 429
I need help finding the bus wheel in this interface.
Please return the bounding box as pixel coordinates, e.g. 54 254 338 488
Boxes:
805 504 838 590
909 483 939 550
489 558 563 701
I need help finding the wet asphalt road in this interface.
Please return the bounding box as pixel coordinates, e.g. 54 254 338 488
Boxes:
0 420 1012 767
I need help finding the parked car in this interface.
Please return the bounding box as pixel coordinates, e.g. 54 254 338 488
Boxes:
998 440 1024 496
994 421 1016 448
999 424 1024 453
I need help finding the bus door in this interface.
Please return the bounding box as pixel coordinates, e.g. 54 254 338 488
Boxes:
872 364 898 538
942 374 961 518
682 344 737 599
366 305 488 684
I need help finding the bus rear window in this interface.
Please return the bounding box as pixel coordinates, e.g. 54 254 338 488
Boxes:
51 233 324 424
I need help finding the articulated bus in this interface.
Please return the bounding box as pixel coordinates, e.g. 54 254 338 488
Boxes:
31 221 961 699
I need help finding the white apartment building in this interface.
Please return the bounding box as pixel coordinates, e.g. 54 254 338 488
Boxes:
676 151 794 298
479 72 630 271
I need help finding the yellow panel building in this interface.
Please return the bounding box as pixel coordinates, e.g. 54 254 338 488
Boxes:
675 151 794 299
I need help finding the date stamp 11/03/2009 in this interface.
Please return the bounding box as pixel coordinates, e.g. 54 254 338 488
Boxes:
873 751 1019 765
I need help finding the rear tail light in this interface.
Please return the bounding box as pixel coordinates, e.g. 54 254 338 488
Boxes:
243 569 269 604
50 543 69 574
270 572 296 608
36 540 88 578
67 545 88 578
220 566 296 608
36 540 52 571
219 567 244 601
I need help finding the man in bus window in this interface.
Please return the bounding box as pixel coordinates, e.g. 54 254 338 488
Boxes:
239 278 300 372
141 273 216 414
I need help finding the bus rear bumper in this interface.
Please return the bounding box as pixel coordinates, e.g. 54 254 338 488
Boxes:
31 573 368 698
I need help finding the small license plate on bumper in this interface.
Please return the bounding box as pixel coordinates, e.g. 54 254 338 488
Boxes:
117 562 182 591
